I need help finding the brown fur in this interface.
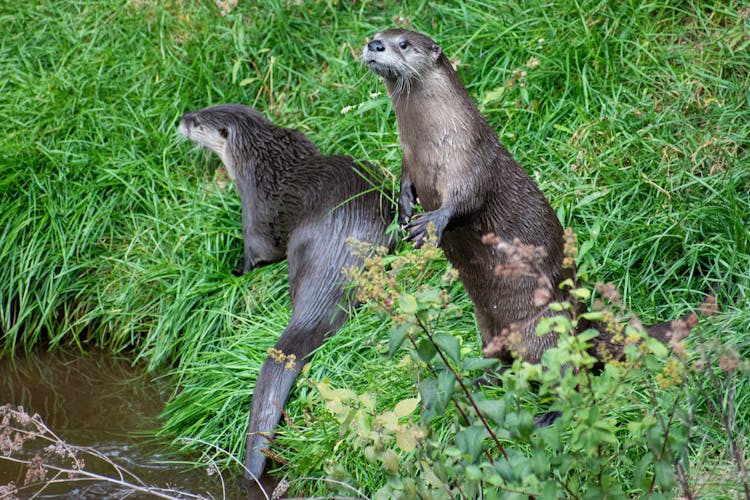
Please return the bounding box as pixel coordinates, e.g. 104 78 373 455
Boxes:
364 29 574 363
363 29 695 366
179 104 394 480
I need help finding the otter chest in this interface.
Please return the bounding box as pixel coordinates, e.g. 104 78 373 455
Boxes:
402 133 463 212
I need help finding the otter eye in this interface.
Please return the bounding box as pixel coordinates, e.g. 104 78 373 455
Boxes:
399 40 409 49
219 127 228 138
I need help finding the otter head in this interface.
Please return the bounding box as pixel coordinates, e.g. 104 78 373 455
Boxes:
363 29 444 91
178 104 271 179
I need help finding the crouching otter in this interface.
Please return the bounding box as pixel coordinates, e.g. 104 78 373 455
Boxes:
179 104 394 480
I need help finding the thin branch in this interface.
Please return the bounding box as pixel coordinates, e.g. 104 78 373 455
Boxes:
414 315 509 462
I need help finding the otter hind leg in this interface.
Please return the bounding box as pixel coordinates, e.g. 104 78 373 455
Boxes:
244 356 301 482
244 228 352 481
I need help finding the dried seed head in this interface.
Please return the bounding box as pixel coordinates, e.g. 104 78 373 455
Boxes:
699 294 718 317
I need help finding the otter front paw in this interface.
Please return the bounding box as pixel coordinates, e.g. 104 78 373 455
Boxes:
405 208 450 248
398 209 411 229
233 255 258 276
398 181 416 228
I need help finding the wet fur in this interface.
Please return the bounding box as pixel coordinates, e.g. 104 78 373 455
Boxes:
365 30 575 363
363 29 689 366
179 104 394 480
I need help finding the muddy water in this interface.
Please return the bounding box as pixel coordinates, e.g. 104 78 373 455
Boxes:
0 350 255 499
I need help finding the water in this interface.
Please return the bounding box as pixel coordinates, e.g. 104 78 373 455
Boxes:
0 350 257 499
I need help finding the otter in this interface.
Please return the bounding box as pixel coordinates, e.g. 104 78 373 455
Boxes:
362 30 699 371
363 29 579 365
179 104 394 480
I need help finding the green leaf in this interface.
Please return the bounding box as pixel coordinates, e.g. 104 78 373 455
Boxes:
395 427 419 452
394 398 420 418
359 393 376 412
581 311 606 321
436 369 455 411
535 424 562 450
555 454 574 476
434 333 460 364
455 425 487 462
569 287 591 299
645 336 668 358
389 323 410 357
332 387 357 402
380 449 400 472
423 463 445 488
549 301 570 311
482 86 506 106
655 460 676 491
415 288 442 307
444 446 462 457
518 410 535 439
417 338 437 362
465 464 483 480
577 328 601 342
353 409 372 438
399 293 418 315
475 399 506 426
496 459 517 482
532 450 550 476
558 278 576 289
537 317 553 335
418 378 438 421
634 452 654 489
376 411 398 432
540 480 560 499
462 356 499 371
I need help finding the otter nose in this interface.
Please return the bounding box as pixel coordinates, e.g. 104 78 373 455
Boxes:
367 40 385 52
180 112 197 128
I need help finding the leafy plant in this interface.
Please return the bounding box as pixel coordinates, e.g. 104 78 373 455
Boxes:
310 232 745 499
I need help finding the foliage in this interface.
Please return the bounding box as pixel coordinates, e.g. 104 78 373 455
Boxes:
313 238 748 498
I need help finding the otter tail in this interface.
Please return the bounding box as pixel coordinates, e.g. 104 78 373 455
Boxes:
587 290 718 362
644 311 698 343
643 290 718 344
245 352 302 483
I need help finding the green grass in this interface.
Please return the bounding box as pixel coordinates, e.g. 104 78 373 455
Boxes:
1 0 748 496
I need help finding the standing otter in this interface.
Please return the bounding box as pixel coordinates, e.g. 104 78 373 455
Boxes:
363 29 574 364
179 104 394 481
363 29 698 368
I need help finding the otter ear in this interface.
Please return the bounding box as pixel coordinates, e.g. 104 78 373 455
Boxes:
219 127 229 139
430 43 442 61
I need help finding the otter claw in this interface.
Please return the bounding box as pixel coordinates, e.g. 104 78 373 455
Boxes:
398 204 414 228
398 213 411 229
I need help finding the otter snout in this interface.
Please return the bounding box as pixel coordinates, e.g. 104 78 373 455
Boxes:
179 112 199 131
363 36 398 80
366 39 385 52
